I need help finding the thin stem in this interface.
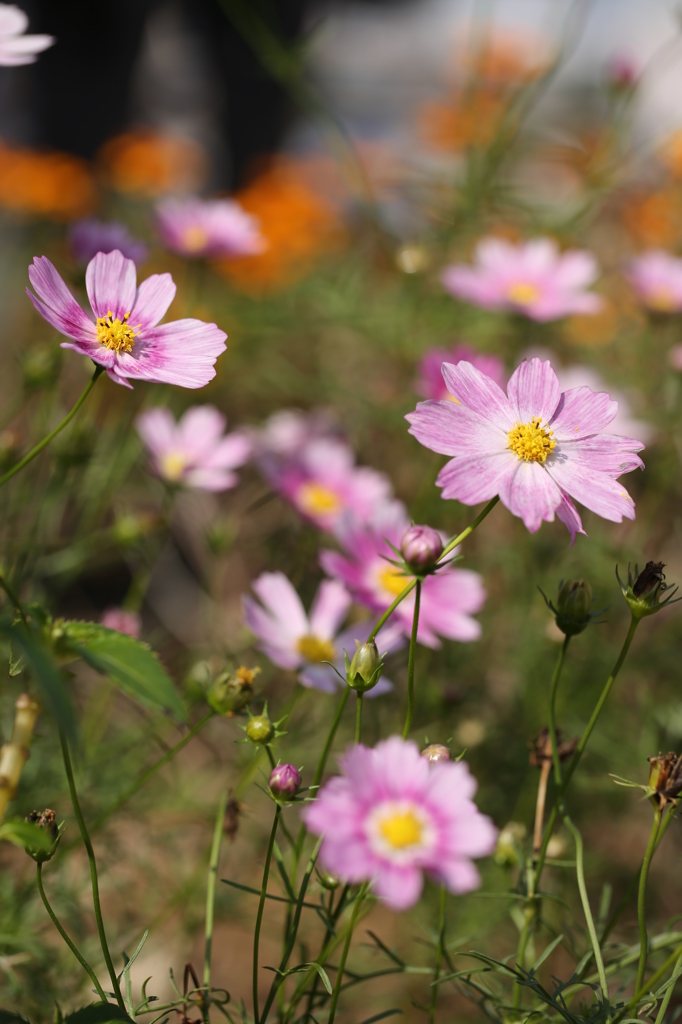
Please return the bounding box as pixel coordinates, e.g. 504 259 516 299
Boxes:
299 886 350 1022
512 907 534 1011
563 813 609 1003
327 882 370 1024
636 806 663 993
367 497 499 641
654 950 682 1024
0 574 27 623
548 636 571 786
253 805 281 1024
533 616 640 891
203 789 229 1021
402 579 422 739
36 862 108 1003
355 693 363 744
532 762 551 856
59 729 125 1009
0 365 103 489
429 884 447 1024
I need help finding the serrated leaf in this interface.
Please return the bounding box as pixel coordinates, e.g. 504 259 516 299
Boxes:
63 1006 135 1024
0 819 52 853
61 622 185 721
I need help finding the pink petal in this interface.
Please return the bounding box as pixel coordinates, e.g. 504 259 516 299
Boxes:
27 256 97 344
499 460 562 532
433 858 481 895
177 406 227 454
0 7 28 32
85 250 137 320
372 738 430 798
136 408 177 455
183 468 238 491
550 386 619 439
406 400 506 457
554 493 586 546
202 432 252 470
436 450 516 504
251 572 309 637
106 367 134 388
299 664 340 694
308 580 352 640
507 358 561 424
552 250 600 290
373 865 424 909
131 273 177 329
546 459 637 523
113 319 227 389
559 434 644 475
441 361 514 431
242 595 302 667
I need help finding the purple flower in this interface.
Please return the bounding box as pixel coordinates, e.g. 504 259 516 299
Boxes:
242 571 401 694
303 737 497 910
0 5 53 65
101 608 141 638
416 345 506 401
136 406 251 491
26 249 227 389
69 219 148 268
441 238 603 321
406 357 645 544
628 250 682 312
270 764 302 801
156 197 265 259
320 503 486 647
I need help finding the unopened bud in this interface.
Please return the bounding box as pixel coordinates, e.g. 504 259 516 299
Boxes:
421 743 450 764
494 821 527 867
25 808 60 863
400 525 444 573
347 639 383 693
246 714 274 745
555 579 593 635
208 665 259 716
318 870 340 890
269 763 301 801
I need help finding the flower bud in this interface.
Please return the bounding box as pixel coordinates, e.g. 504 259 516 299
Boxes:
555 579 593 635
25 808 61 863
246 714 274 745
346 639 383 693
494 821 527 867
318 869 340 890
208 665 259 717
269 763 301 801
421 743 450 764
618 561 679 620
400 525 444 573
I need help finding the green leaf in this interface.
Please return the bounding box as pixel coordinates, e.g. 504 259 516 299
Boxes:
2 621 76 742
60 622 185 721
63 1006 135 1024
0 819 52 854
0 1013 32 1024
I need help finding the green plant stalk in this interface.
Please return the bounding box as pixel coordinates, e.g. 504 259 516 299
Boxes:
512 907 534 1011
253 805 281 1023
367 497 499 641
563 813 609 1003
533 615 640 891
59 728 125 1009
36 862 108 1003
635 805 663 993
203 789 229 1021
402 579 422 739
355 692 363 744
0 365 103 489
301 887 346 1021
654 950 682 1024
429 884 447 1024
327 882 370 1024
548 636 571 785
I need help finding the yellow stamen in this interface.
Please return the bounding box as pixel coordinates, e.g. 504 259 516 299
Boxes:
378 565 410 597
507 281 540 305
182 225 210 252
235 665 261 686
160 451 187 481
507 417 556 463
297 634 336 663
297 482 342 517
95 309 139 354
379 809 423 850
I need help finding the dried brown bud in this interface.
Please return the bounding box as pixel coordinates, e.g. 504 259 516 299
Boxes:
633 561 666 597
529 726 577 768
647 751 682 809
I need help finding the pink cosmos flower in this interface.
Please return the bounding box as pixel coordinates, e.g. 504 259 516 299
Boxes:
303 736 497 910
156 197 265 259
0 5 53 65
441 238 603 321
628 251 682 313
242 571 401 694
136 406 251 491
69 219 148 268
263 436 396 532
406 357 645 544
416 345 506 401
320 503 486 647
101 608 141 638
26 249 227 388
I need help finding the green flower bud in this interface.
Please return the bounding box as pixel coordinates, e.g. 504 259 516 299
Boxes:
25 808 61 864
246 714 274 745
494 821 527 868
555 579 593 635
346 639 384 693
318 870 340 891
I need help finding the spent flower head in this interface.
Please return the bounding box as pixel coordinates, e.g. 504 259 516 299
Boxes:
617 561 680 619
208 665 260 716
647 752 682 809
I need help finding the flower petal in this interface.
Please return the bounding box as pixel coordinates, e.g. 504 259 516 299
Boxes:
550 386 619 439
131 273 177 329
251 572 309 638
113 319 227 389
507 358 561 424
136 408 177 456
309 580 352 640
546 458 637 523
27 256 97 344
406 399 507 457
554 492 586 546
373 865 424 910
436 451 516 504
441 361 514 431
499 460 562 532
85 250 137 320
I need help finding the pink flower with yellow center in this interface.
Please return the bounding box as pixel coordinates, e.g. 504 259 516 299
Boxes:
136 406 251 491
441 237 603 321
242 572 401 694
416 345 506 402
406 357 645 544
303 736 497 910
628 250 682 313
27 249 227 389
320 503 486 647
156 197 265 259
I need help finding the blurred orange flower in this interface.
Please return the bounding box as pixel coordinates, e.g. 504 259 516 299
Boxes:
418 90 508 153
216 159 346 291
462 33 551 86
97 130 207 197
0 139 95 219
621 187 682 248
659 131 682 178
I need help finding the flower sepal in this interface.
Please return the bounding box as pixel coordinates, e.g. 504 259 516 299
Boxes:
539 579 602 636
616 562 681 620
344 639 385 693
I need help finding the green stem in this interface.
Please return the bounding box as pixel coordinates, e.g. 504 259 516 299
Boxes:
203 789 229 1021
429 884 447 1023
327 883 370 1024
36 862 108 1003
402 579 422 740
654 950 682 1024
367 497 499 641
533 615 640 891
636 806 663 993
563 813 609 1003
548 636 571 785
0 365 103 489
253 805 281 1024
0 574 27 623
512 907 534 1011
59 728 125 1009
355 693 363 744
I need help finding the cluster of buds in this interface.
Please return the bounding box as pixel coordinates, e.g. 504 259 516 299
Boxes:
617 561 680 620
208 665 260 717
540 578 599 636
345 640 384 694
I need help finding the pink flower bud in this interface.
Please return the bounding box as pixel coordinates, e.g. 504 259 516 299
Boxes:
421 743 451 764
269 763 301 801
400 525 443 572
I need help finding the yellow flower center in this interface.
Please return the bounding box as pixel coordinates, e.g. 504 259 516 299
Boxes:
647 287 677 312
182 225 209 252
378 565 410 597
507 281 540 305
297 482 342 517
160 451 188 481
95 310 139 354
297 634 336 663
379 809 423 850
507 417 556 463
